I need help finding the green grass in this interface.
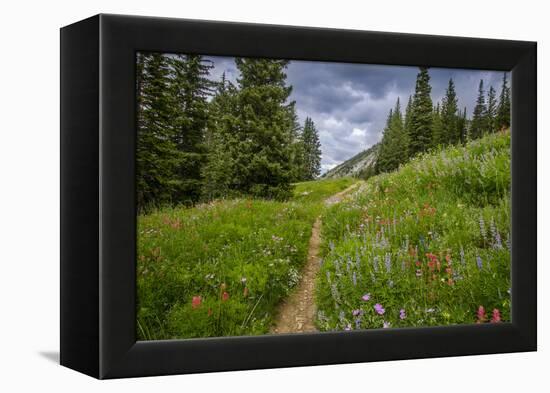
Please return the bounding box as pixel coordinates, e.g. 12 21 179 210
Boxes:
316 131 511 331
137 177 356 340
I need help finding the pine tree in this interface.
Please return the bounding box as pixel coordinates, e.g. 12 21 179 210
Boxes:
376 98 407 173
301 117 322 180
206 58 295 200
288 108 306 182
403 95 414 155
376 109 394 174
432 102 444 147
408 67 433 156
486 85 497 133
440 78 459 144
470 80 487 139
202 73 239 199
136 53 181 210
169 54 214 205
457 107 468 144
496 73 511 130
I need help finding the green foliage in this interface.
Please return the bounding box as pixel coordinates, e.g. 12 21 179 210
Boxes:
376 99 408 173
300 117 322 180
203 58 296 200
486 85 498 134
136 53 213 210
169 55 214 204
496 73 511 130
431 103 444 147
408 67 433 157
440 78 460 145
136 178 356 339
470 80 487 140
316 131 511 331
136 53 181 209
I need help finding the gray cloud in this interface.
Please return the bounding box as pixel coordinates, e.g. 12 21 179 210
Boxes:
205 56 506 174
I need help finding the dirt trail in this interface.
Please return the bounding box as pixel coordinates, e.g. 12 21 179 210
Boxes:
271 182 361 334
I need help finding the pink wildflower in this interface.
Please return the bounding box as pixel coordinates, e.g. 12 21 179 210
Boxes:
192 296 202 309
476 305 486 323
491 309 502 323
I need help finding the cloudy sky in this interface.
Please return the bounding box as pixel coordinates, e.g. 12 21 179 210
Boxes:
205 56 506 174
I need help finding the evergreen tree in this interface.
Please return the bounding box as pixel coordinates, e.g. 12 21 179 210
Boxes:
202 73 239 199
408 67 433 156
457 107 468 144
206 58 295 200
288 108 306 182
496 73 511 130
136 53 180 210
440 78 459 144
486 85 497 133
470 80 487 139
403 95 414 157
432 102 444 147
301 117 322 180
169 54 214 204
376 98 407 173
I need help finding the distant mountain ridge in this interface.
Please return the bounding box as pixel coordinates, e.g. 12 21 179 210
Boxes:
323 143 379 179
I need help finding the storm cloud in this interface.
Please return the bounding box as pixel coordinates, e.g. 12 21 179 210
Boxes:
205 55 506 174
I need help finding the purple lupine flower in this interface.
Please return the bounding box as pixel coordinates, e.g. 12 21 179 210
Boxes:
459 246 465 265
352 271 357 286
383 321 391 328
384 253 391 273
490 218 503 249
476 256 483 270
374 303 385 315
352 309 363 317
362 293 371 301
399 308 406 320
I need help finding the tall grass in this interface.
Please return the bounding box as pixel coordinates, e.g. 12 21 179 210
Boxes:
137 177 355 339
316 131 511 330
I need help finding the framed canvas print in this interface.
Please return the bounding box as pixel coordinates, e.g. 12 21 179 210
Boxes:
60 14 536 379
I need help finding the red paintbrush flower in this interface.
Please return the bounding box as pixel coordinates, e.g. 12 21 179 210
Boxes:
192 296 202 309
476 305 486 323
491 309 502 323
222 291 229 302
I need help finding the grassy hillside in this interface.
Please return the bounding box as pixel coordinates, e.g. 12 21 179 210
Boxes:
316 131 511 330
137 177 355 340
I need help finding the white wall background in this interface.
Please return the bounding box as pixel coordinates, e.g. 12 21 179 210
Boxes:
0 0 546 391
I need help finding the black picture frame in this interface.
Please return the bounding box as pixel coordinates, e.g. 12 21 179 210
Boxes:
60 14 537 379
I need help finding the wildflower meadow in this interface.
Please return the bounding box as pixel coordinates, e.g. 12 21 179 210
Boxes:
316 131 511 331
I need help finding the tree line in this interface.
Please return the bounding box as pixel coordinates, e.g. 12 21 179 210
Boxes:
136 53 322 210
375 68 510 174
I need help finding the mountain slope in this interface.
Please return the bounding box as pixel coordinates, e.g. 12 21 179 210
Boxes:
323 143 379 179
